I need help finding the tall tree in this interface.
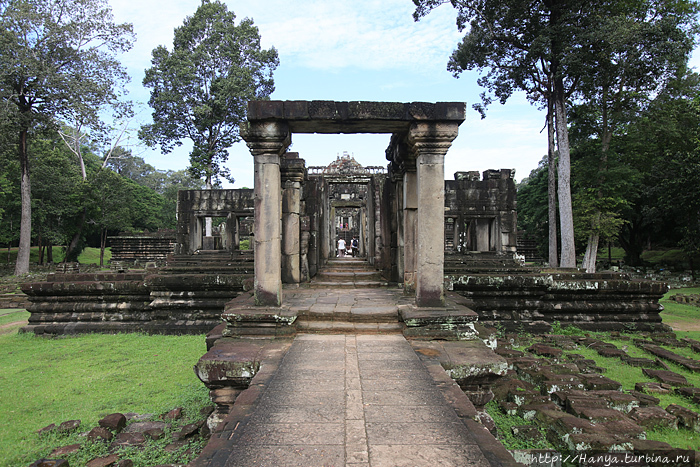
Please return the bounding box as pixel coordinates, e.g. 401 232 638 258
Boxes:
412 0 592 267
0 0 134 274
140 0 279 196
571 0 698 272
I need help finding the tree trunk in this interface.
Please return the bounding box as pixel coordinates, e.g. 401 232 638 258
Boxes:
554 82 576 269
38 233 44 265
547 103 558 268
65 207 86 262
15 128 31 275
205 176 213 237
47 241 53 263
582 231 600 272
100 228 107 267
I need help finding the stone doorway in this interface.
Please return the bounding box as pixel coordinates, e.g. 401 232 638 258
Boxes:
242 100 465 308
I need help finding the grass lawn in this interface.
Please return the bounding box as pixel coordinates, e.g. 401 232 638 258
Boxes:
0 246 111 266
660 287 700 332
0 330 209 466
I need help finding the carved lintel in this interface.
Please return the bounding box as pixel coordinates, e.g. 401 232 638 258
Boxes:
407 122 460 158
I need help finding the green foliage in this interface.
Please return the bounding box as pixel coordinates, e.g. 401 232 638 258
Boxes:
549 321 585 336
485 401 553 450
517 157 551 259
140 0 279 187
0 331 209 466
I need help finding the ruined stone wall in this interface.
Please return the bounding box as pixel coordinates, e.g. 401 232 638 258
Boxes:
450 272 669 332
109 232 175 267
176 190 254 255
445 169 517 253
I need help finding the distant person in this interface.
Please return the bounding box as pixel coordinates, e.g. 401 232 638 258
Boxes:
337 238 346 257
351 236 359 257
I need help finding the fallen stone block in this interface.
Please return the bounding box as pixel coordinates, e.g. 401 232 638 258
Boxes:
29 461 69 467
589 390 640 413
98 413 126 432
622 355 659 367
511 425 543 443
579 374 622 391
597 347 628 358
599 418 646 439
628 390 660 406
629 406 679 430
635 381 673 394
58 420 81 433
642 369 690 387
675 387 700 400
499 401 518 416
564 432 633 451
527 343 563 359
518 402 561 421
85 454 120 467
110 432 146 449
666 404 700 432
573 406 629 424
492 378 536 401
508 388 549 406
540 375 584 394
87 427 113 442
533 408 571 426
49 444 81 457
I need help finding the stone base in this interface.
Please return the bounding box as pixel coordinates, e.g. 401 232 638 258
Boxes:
410 339 508 409
222 292 297 338
399 292 479 340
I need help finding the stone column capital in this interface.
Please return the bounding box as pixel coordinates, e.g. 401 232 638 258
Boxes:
242 121 291 156
407 121 460 157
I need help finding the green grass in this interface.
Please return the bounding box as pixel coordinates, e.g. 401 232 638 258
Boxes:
0 246 111 266
0 331 209 466
0 309 29 327
659 287 700 331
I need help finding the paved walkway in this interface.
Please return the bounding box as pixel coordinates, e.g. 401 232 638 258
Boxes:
200 333 514 467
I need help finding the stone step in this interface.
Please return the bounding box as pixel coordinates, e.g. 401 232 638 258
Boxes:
306 280 389 289
315 271 383 281
295 320 404 334
298 304 399 322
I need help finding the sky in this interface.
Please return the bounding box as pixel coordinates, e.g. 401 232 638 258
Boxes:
108 0 700 189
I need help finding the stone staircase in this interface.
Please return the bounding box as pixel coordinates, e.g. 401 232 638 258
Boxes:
308 257 388 288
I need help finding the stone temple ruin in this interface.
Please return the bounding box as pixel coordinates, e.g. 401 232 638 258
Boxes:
19 101 676 465
21 100 667 336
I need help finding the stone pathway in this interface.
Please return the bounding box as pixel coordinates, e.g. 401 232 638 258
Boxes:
197 333 514 467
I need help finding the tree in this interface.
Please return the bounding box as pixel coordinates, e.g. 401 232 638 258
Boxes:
569 0 699 272
140 0 279 197
0 0 134 274
412 0 596 268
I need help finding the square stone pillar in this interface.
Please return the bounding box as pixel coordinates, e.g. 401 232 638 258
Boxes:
403 169 417 292
281 153 305 284
408 122 460 307
242 122 291 307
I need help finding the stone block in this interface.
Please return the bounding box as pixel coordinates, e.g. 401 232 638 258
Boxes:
642 369 690 387
58 420 81 433
666 404 700 432
87 426 114 442
579 374 622 391
629 406 679 430
574 406 629 424
98 413 126 432
527 343 563 359
635 381 673 394
29 461 70 467
511 425 543 443
600 418 646 439
508 389 549 406
628 390 660 406
517 402 561 421
49 444 81 457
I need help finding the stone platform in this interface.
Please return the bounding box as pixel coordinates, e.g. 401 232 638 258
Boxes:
193 334 516 467
193 286 514 466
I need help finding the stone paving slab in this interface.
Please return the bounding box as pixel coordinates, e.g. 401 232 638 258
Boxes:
193 333 519 467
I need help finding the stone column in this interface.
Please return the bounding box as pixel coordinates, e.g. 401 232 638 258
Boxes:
403 164 417 293
281 153 305 284
408 122 460 307
243 122 291 307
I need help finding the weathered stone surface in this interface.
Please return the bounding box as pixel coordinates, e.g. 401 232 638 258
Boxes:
629 406 679 430
98 413 126 432
517 402 561 421
85 454 120 467
110 432 146 448
37 423 56 435
173 421 204 441
164 407 183 420
58 420 81 433
508 389 549 406
49 444 81 457
124 421 168 434
87 426 114 442
600 418 646 439
638 343 700 372
666 404 700 431
579 374 622 391
628 390 660 406
635 381 674 394
527 343 563 359
642 369 690 387
511 425 542 442
29 460 69 467
573 407 629 424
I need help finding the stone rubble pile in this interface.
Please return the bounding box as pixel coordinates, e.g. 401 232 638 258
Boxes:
492 332 700 455
30 406 213 467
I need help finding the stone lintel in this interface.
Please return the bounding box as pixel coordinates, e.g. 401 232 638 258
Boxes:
247 100 466 134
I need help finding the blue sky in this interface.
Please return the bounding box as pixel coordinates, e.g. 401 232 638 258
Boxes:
110 0 699 188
